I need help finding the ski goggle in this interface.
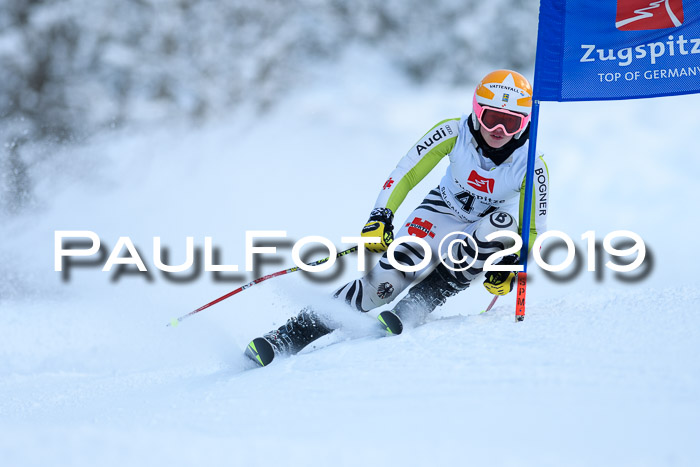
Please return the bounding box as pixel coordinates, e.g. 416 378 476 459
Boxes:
473 95 529 136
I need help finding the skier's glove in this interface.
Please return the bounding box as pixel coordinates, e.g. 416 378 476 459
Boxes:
361 208 394 253
483 254 519 295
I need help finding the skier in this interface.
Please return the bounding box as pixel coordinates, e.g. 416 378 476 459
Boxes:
245 69 549 367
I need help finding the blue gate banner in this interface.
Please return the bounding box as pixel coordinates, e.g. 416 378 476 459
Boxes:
535 0 700 101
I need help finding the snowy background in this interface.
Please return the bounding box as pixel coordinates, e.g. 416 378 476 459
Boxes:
1 1 699 466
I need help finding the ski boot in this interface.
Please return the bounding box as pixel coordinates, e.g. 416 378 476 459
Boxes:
391 263 470 328
245 307 333 367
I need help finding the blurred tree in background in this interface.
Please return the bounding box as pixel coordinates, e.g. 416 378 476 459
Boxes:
0 0 537 213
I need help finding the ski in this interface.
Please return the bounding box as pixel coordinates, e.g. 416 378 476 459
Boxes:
245 337 276 367
377 310 403 335
245 311 403 367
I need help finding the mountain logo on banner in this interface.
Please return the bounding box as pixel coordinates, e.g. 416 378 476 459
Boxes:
616 0 684 31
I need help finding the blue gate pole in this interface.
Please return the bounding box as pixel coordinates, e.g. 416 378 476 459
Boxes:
515 98 541 321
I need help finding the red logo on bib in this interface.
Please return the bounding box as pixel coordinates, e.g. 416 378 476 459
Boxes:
616 0 684 31
405 217 435 239
466 171 495 194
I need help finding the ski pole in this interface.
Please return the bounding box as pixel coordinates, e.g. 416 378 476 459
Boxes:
167 246 358 327
479 295 499 314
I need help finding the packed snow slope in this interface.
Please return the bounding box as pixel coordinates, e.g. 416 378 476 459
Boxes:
1 56 699 466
